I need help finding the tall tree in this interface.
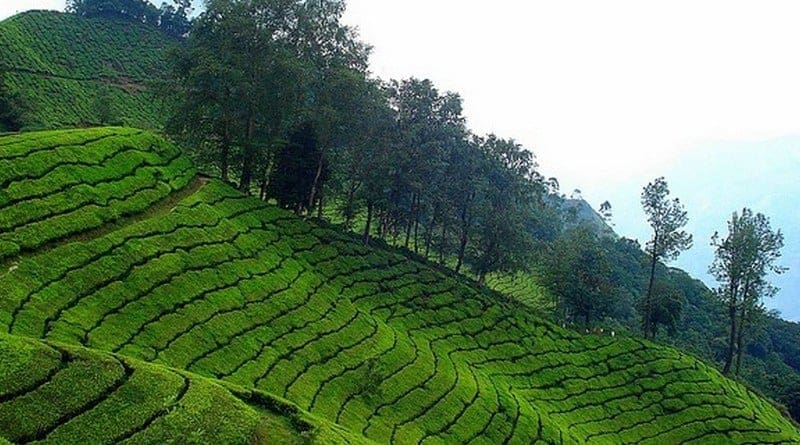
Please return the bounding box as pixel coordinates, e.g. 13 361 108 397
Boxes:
640 177 692 339
710 208 785 375
326 79 395 244
542 224 616 327
292 0 371 216
468 135 540 283
448 136 484 272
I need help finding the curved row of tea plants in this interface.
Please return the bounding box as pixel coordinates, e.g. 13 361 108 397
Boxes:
0 127 194 260
485 270 554 312
0 128 797 444
0 332 370 444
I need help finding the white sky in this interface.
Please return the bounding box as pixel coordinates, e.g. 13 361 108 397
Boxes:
2 1 799 320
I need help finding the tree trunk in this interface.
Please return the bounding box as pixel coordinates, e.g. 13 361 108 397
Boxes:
413 195 421 254
363 201 374 245
344 183 358 229
259 176 268 201
378 211 387 238
238 115 256 193
317 190 324 219
455 206 470 273
439 222 447 265
424 224 434 258
404 216 412 249
308 153 325 216
735 280 752 376
735 314 745 376
643 232 659 339
455 226 468 274
723 285 738 375
220 128 230 182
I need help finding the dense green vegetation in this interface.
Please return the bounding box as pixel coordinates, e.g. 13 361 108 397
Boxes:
0 128 798 443
0 11 174 129
0 332 369 444
0 127 194 260
0 2 798 441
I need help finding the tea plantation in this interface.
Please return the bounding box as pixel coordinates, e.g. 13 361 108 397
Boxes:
0 129 798 444
0 11 174 129
0 332 367 444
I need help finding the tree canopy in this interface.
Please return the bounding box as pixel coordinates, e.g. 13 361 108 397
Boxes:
640 177 692 338
711 208 786 375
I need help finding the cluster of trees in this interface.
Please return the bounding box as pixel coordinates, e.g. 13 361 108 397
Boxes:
539 178 692 336
56 0 790 354
162 0 789 345
540 177 794 417
166 0 557 283
66 0 192 37
543 176 787 371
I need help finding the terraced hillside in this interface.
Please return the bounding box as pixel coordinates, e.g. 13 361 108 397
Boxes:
0 128 798 444
486 271 553 312
0 333 367 444
0 11 173 129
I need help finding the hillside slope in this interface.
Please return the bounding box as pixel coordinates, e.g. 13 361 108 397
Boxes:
0 11 173 129
0 333 369 444
0 128 798 444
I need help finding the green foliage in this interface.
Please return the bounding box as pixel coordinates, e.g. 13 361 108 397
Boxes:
0 11 175 129
267 122 326 213
637 281 684 337
92 87 120 125
711 208 786 375
166 0 368 193
0 332 367 444
0 127 195 262
640 177 692 338
0 128 797 444
541 224 616 326
0 72 28 132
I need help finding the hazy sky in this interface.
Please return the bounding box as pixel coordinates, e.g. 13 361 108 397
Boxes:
2 1 799 320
